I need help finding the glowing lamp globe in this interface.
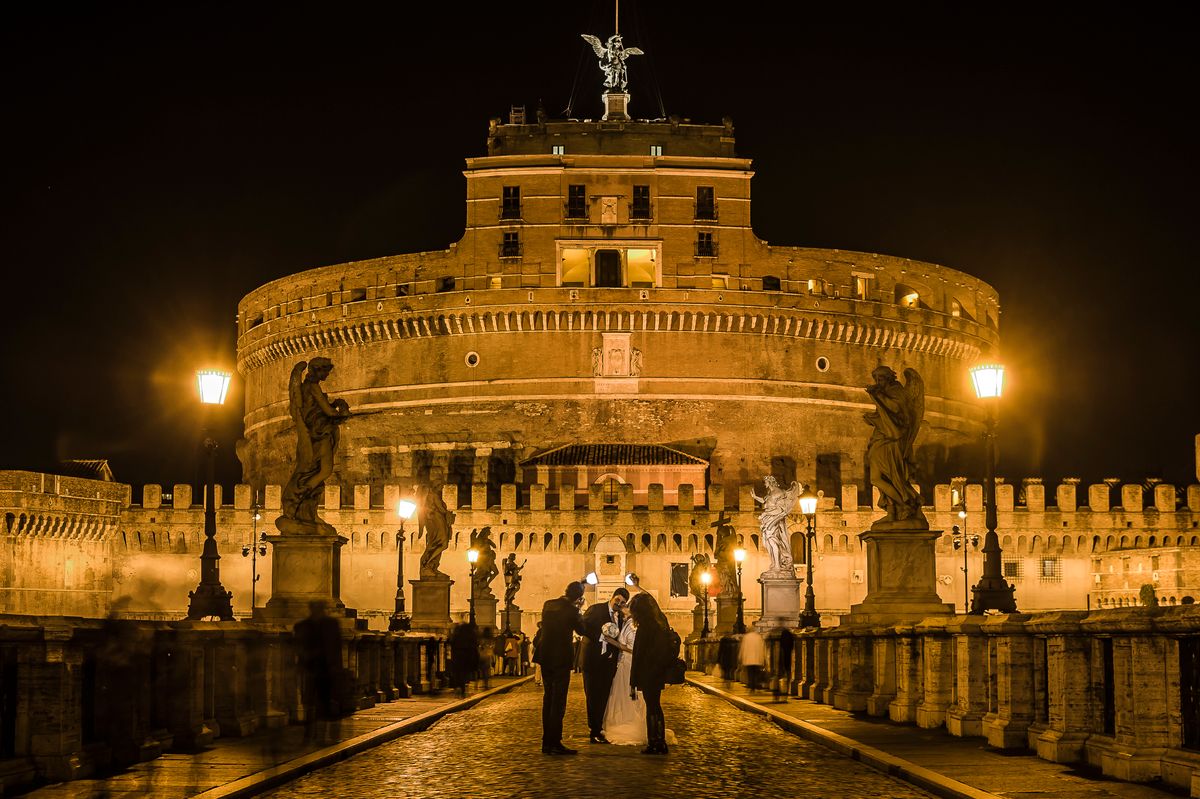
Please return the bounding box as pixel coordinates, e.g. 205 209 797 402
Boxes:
467 548 479 564
798 486 818 517
700 570 712 586
196 370 232 405
585 571 599 586
970 364 1005 400
397 499 417 520
733 548 747 564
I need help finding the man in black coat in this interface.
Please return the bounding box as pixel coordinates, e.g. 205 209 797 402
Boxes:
581 586 629 743
534 581 586 754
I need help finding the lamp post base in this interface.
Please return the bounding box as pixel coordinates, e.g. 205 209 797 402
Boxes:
970 578 1017 614
186 582 234 621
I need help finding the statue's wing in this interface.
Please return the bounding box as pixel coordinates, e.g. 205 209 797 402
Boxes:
581 34 606 59
624 47 644 57
288 362 313 466
901 367 925 461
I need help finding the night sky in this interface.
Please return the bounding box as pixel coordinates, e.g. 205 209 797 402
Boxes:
4 2 1197 491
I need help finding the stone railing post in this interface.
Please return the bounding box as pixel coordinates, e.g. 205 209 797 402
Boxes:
832 629 873 712
1026 611 1091 762
916 618 953 729
21 625 91 781
164 628 217 748
888 625 923 723
213 627 258 737
867 628 897 717
945 616 988 738
980 613 1035 748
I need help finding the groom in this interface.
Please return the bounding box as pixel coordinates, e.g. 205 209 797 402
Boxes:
581 586 629 743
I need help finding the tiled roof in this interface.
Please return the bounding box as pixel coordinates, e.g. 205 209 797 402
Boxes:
56 459 115 482
521 444 708 468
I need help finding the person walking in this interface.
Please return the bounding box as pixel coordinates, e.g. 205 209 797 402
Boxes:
581 587 629 743
293 600 343 743
448 622 480 699
739 627 766 693
534 582 586 755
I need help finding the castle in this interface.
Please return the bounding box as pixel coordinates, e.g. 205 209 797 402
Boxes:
4 54 1198 630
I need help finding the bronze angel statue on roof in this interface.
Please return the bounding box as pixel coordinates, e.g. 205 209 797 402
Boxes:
581 33 643 91
864 365 929 530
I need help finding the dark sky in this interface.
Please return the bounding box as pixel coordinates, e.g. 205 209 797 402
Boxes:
3 2 1197 490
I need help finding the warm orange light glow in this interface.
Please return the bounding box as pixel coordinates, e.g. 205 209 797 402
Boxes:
970 364 1005 399
467 548 479 564
196 370 232 405
397 499 417 520
700 570 712 586
798 485 818 517
734 547 747 563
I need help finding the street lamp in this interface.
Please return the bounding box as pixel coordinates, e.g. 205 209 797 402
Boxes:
969 363 1017 613
467 547 480 626
240 502 267 612
952 517 980 614
733 547 747 634
390 498 418 632
624 572 640 589
187 369 235 621
798 485 820 628
699 569 712 638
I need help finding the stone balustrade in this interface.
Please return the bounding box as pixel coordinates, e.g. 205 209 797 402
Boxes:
686 606 1200 795
0 616 444 794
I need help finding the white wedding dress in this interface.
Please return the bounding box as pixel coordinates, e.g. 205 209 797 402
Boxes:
601 622 677 746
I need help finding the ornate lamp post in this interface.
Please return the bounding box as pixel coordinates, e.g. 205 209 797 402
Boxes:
467 547 480 625
699 569 712 637
969 363 1018 614
798 485 820 628
390 498 417 632
952 514 980 615
733 547 747 634
240 502 267 611
187 370 235 621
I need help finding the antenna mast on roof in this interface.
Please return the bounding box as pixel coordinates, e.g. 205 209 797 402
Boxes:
581 0 643 121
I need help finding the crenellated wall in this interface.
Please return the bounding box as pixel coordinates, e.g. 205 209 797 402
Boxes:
6 469 1198 629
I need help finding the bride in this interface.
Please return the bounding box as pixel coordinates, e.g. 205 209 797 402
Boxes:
600 617 676 747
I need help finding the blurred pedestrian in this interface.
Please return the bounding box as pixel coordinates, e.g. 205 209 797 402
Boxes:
739 628 765 693
294 600 342 743
448 622 480 699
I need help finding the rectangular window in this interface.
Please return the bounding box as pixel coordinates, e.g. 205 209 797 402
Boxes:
501 232 521 258
696 231 716 258
627 249 656 288
762 275 781 291
1040 557 1061 582
854 275 871 300
551 144 565 155
670 563 689 597
436 276 455 293
501 186 521 219
695 186 716 220
567 184 587 219
396 284 409 297
649 144 663 156
631 185 651 220
1002 556 1023 582
560 248 589 287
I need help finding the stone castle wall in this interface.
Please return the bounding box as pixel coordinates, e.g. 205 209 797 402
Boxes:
5 470 1197 632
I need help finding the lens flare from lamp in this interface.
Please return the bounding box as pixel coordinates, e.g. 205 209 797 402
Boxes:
970 364 1005 399
397 499 417 520
196 370 232 405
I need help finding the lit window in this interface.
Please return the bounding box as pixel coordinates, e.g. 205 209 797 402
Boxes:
808 278 826 295
560 248 589 286
854 276 871 300
552 144 565 155
649 144 663 156
627 249 656 287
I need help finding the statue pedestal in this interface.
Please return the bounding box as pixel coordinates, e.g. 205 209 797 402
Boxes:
410 578 453 634
845 529 955 625
714 595 739 635
473 595 498 632
755 573 801 631
255 532 351 624
500 606 523 635
690 601 706 639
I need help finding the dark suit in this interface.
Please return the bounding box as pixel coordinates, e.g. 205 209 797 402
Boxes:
536 596 584 748
581 601 623 737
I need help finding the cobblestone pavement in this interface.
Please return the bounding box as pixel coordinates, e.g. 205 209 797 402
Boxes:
262 677 935 799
